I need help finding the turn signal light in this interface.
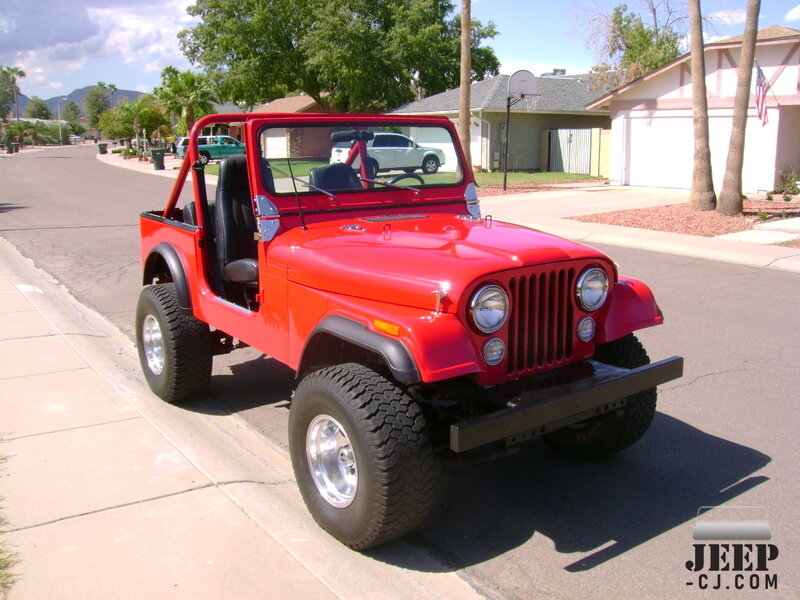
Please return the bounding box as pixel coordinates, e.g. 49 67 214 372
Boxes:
373 320 401 336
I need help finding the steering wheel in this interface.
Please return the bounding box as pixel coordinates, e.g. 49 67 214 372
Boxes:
389 173 424 186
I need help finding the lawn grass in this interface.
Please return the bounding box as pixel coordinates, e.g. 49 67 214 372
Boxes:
474 171 603 186
201 164 602 188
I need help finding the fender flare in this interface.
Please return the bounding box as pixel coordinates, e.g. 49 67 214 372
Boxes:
143 243 192 311
299 315 421 384
597 276 664 344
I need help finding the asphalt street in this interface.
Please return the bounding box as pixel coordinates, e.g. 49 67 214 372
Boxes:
2 145 797 599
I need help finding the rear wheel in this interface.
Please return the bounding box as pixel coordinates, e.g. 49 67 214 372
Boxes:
289 363 440 550
543 334 656 459
135 284 212 403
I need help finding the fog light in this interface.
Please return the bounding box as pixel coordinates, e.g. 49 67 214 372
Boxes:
483 338 505 366
577 317 596 342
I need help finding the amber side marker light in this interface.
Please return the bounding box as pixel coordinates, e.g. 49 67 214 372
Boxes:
373 320 401 336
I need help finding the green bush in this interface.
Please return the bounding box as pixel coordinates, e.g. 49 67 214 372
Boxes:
111 148 123 154
775 168 799 195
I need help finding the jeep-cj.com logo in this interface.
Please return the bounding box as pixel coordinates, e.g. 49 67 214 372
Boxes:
685 506 780 592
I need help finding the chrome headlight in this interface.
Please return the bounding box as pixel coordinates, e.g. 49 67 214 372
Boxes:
469 285 509 333
576 268 609 311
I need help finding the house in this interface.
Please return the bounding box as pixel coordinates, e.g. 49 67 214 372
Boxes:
254 95 334 159
391 74 610 173
587 26 800 193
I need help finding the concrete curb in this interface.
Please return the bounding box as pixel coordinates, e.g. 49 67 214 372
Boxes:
0 237 488 600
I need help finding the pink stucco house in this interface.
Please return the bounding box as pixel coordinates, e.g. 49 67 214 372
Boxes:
587 26 800 193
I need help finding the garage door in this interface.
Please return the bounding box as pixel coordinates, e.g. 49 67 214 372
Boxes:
627 116 692 188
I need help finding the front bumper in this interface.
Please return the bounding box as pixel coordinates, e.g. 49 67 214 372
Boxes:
450 356 684 452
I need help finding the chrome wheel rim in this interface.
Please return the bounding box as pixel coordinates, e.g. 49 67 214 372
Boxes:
306 414 358 508
142 314 165 375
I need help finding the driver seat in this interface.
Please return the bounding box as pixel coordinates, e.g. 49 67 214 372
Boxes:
308 163 362 191
214 155 258 285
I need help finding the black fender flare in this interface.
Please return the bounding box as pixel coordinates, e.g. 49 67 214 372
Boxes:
300 315 421 384
143 243 192 311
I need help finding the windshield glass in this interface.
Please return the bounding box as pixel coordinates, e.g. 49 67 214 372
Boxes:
259 121 463 196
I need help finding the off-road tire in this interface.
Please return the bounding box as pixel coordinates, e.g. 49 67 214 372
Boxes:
543 334 657 460
421 155 439 174
289 363 440 550
135 284 212 403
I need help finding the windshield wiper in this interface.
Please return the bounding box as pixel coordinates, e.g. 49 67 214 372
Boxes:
359 177 421 196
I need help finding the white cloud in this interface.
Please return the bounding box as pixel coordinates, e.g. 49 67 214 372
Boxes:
135 85 150 93
786 5 800 21
0 0 194 89
710 9 747 25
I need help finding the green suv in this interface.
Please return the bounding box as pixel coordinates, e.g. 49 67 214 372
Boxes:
175 134 245 160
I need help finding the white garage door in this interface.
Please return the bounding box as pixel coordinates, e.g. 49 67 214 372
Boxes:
627 116 693 189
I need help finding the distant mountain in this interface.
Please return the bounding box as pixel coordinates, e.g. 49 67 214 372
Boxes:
13 87 145 118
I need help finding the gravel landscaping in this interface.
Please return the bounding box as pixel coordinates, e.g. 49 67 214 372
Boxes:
572 198 800 237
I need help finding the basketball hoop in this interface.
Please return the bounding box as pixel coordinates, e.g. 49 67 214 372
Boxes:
503 70 539 190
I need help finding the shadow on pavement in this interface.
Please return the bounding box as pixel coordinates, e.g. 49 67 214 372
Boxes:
0 203 27 214
188 353 296 416
371 413 770 572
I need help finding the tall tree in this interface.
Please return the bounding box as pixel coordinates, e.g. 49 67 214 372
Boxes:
24 96 52 119
3 66 26 121
84 84 110 131
0 69 14 120
688 0 715 211
153 67 215 134
62 100 81 122
458 0 472 168
179 0 499 112
717 0 761 216
108 83 118 107
584 2 682 93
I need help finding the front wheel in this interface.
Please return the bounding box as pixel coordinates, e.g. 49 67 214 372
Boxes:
289 363 440 550
543 334 657 459
135 284 212 403
421 155 439 174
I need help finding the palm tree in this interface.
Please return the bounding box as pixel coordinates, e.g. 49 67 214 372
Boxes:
717 0 761 216
27 120 48 148
5 119 30 146
4 66 26 121
458 0 472 169
688 0 715 211
153 67 215 134
108 83 118 107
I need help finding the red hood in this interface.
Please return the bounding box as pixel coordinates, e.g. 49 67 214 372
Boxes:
278 214 610 312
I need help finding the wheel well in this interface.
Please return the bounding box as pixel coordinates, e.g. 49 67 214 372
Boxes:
297 332 388 381
143 243 192 311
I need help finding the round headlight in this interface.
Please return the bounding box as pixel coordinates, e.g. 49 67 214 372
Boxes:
576 268 608 311
469 285 509 334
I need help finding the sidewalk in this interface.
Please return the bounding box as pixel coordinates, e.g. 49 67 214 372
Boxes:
479 188 800 274
0 237 486 600
93 149 800 273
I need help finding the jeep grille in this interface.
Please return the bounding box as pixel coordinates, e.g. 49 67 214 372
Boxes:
505 268 576 376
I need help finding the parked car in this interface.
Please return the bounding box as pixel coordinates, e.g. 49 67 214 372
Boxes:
330 131 445 174
175 134 245 160
137 113 682 551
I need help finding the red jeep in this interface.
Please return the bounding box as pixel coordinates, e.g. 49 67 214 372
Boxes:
136 113 683 549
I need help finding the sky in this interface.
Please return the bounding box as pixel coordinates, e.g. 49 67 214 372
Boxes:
2 0 800 100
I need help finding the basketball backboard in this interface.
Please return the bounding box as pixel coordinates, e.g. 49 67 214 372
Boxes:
508 70 537 98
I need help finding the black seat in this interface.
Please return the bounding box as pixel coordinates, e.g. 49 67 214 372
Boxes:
215 155 258 284
308 163 362 191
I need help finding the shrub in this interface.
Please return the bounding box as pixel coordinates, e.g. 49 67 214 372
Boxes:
775 168 799 195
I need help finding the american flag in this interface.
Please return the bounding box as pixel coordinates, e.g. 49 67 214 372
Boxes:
755 64 769 126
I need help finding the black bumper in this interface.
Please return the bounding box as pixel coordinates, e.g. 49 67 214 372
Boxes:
449 356 684 452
